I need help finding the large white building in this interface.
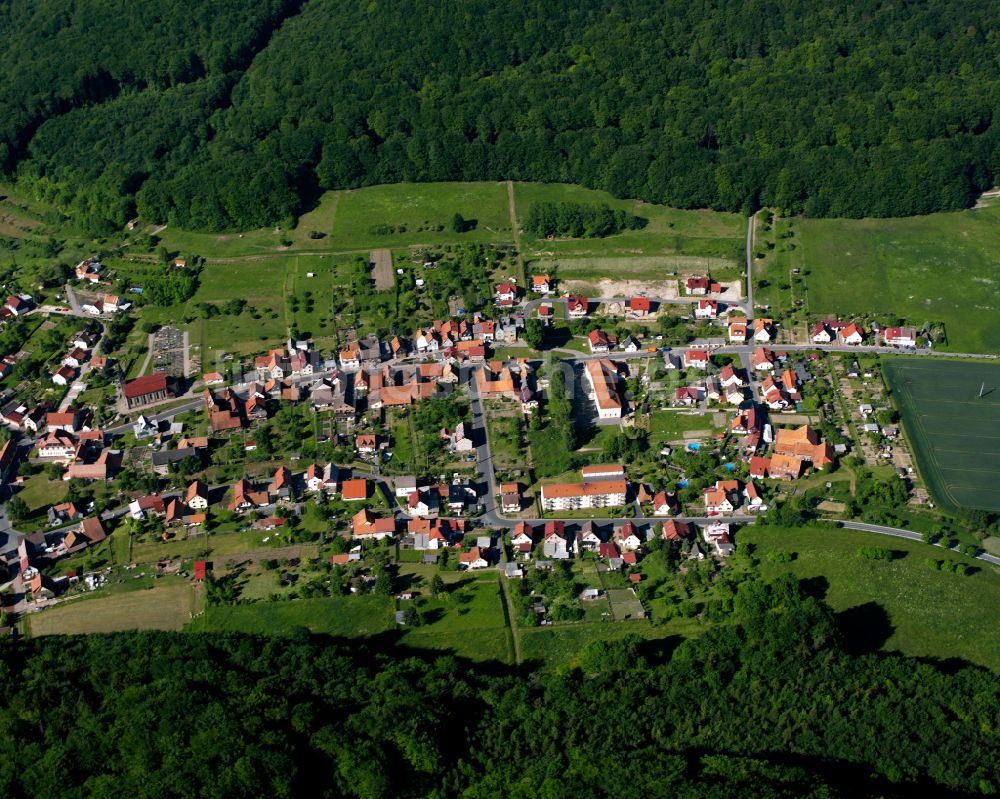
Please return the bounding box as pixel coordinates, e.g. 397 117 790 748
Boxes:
584 359 623 419
540 479 628 512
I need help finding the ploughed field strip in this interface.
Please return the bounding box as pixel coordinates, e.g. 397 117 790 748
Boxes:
884 359 1000 512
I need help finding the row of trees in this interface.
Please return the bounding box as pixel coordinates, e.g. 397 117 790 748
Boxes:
5 0 1000 231
522 201 646 238
1 575 998 796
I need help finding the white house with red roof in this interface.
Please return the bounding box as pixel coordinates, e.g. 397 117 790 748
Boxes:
652 490 678 516
626 297 652 318
753 318 774 343
587 329 611 353
685 276 721 295
694 299 719 319
883 326 917 347
743 481 768 513
75 258 102 283
616 522 644 551
566 296 589 317
840 323 865 345
811 322 833 344
495 282 518 304
531 274 552 294
683 349 709 369
751 347 776 371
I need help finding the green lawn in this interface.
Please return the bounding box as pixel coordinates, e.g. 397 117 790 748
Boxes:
180 257 292 353
883 358 1000 512
186 595 396 636
746 525 1000 672
384 409 416 475
485 410 523 469
17 473 68 512
797 204 1000 353
403 576 513 662
515 182 743 261
647 410 715 444
328 182 511 249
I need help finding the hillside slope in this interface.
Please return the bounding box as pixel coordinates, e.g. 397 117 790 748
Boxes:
5 0 1000 231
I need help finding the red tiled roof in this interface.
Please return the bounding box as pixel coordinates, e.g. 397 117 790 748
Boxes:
123 372 167 398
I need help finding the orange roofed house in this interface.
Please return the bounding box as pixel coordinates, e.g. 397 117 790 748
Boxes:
770 425 834 479
340 478 369 501
352 508 396 540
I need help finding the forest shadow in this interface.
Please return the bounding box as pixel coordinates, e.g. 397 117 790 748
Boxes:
836 601 894 655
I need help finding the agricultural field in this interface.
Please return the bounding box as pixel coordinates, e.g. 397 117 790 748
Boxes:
883 359 1000 512
27 578 197 636
794 203 1000 353
327 182 511 250
746 525 1000 672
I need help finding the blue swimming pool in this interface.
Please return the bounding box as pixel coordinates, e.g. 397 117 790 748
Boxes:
677 480 689 488
723 463 735 471
687 442 701 451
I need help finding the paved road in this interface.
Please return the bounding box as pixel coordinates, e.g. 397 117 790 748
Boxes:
465 367 498 517
839 520 1000 567
64 283 83 315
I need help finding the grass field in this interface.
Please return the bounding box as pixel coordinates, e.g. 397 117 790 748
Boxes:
328 182 511 249
647 410 715 444
746 525 1000 672
531 255 739 284
797 204 1000 353
519 618 695 667
515 182 743 260
130 531 316 564
17 474 68 511
28 579 196 635
186 595 396 636
403 576 513 663
883 358 1000 512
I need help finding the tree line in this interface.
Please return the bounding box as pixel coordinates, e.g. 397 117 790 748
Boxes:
2 0 1000 232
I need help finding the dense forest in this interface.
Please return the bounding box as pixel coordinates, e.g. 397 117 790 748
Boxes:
3 0 1000 231
1 576 997 798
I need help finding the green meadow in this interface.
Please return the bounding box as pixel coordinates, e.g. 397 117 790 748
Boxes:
747 525 1000 672
796 203 1000 353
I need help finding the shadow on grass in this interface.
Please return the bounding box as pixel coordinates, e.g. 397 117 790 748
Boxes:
836 601 894 655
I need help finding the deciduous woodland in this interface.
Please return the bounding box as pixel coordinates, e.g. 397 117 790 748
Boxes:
2 0 1000 232
1 577 998 798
